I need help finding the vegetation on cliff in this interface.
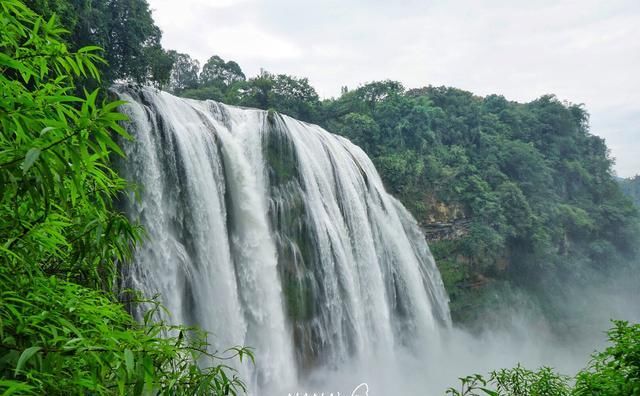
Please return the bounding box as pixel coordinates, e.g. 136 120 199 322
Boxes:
2 0 639 393
171 57 640 327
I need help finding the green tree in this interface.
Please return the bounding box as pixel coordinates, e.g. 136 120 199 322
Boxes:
237 71 320 121
336 112 380 153
200 55 246 88
24 0 173 85
167 51 200 93
353 80 404 112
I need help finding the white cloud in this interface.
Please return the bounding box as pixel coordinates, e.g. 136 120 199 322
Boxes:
148 0 640 176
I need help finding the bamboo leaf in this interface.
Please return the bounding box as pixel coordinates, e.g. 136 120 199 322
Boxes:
21 148 41 173
124 348 134 376
14 346 41 376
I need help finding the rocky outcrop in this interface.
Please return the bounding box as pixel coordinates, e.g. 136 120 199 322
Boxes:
422 217 471 241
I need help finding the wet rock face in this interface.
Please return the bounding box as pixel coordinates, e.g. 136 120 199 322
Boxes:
422 218 472 242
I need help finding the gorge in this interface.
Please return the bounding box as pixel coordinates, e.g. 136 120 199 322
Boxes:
3 1 640 394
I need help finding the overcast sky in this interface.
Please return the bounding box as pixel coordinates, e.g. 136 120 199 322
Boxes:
148 0 640 177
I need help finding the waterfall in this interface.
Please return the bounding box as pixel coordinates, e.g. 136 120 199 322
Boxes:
115 86 451 393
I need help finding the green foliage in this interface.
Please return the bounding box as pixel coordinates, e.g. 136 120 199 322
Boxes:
181 85 226 102
445 321 640 396
234 71 321 122
174 64 321 122
574 321 640 395
337 112 380 153
0 2 249 394
24 0 173 85
200 55 245 89
492 366 571 396
318 84 640 326
619 175 640 207
167 51 200 93
374 150 424 196
0 267 251 395
446 366 571 396
0 0 133 287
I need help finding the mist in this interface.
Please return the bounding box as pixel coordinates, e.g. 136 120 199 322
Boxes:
283 263 640 396
5 1 640 395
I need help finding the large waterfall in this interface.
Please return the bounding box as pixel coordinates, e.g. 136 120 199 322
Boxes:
115 86 451 393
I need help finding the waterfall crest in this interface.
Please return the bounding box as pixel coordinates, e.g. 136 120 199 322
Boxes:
116 86 450 391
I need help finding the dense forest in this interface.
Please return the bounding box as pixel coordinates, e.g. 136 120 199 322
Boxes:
2 0 639 394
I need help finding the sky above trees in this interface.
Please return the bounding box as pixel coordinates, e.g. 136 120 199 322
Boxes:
147 0 640 177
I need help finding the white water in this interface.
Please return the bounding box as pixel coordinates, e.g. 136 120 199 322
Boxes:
116 87 450 394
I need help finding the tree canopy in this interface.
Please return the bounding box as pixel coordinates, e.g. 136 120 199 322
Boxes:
24 0 174 85
200 55 245 88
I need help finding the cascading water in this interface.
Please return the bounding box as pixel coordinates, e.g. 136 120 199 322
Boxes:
115 86 451 394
